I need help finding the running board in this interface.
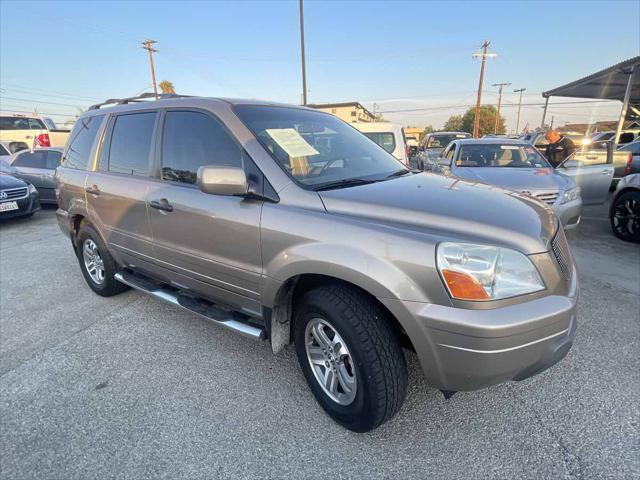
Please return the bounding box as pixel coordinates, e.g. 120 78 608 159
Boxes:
114 271 265 340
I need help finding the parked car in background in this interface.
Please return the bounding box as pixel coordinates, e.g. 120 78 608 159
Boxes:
609 173 640 243
0 174 40 219
354 122 409 165
56 95 577 432
405 135 419 155
425 139 589 228
592 130 639 145
616 140 640 176
0 113 70 148
416 131 471 169
0 144 18 175
10 147 63 204
0 140 29 155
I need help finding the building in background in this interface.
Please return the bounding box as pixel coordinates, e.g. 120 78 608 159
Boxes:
307 102 375 123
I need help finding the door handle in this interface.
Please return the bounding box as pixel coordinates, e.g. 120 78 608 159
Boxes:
149 198 173 212
601 170 611 175
85 185 100 195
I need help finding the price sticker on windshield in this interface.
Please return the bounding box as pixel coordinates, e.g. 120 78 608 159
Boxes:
266 128 319 158
500 145 520 150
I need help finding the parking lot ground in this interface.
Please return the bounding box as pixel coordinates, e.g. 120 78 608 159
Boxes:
1 204 638 479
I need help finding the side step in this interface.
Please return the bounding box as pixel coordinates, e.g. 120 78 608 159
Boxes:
114 271 265 340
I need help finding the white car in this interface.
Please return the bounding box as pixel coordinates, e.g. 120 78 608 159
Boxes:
0 113 71 148
354 122 409 165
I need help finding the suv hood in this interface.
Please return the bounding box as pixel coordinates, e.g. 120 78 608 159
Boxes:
318 173 556 254
453 167 575 192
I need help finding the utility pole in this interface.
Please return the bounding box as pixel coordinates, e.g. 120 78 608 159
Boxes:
472 41 496 138
550 116 554 130
141 39 159 99
513 87 527 134
299 0 307 105
491 82 511 134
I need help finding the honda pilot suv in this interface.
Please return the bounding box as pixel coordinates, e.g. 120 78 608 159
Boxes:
55 94 578 432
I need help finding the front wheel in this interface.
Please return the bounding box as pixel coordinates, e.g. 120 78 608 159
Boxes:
610 191 640 243
294 285 407 432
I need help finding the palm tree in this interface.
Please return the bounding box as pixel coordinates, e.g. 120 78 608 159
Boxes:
159 80 176 94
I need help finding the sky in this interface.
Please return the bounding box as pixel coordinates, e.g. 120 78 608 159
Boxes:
1 0 638 132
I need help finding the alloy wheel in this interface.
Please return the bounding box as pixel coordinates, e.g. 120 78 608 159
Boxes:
305 318 357 405
613 194 640 238
82 239 105 284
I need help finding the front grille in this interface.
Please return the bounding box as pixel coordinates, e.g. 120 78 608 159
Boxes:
551 227 572 282
0 187 28 201
534 191 559 205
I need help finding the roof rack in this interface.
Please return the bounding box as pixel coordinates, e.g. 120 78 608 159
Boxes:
88 92 192 110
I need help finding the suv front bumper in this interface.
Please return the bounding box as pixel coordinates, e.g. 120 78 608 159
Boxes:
380 267 578 391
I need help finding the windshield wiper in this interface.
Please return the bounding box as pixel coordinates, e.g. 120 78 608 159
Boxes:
385 169 411 179
314 178 379 191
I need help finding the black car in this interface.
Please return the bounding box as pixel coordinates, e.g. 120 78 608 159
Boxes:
0 174 41 220
610 173 640 243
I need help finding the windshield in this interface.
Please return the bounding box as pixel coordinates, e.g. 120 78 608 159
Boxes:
619 141 640 154
426 133 469 149
234 105 405 188
457 144 551 168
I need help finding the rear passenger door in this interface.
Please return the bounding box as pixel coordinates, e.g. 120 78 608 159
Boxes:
145 109 263 315
86 111 158 266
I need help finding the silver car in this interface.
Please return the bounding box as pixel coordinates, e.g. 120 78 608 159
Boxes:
427 139 614 229
56 95 578 432
11 147 63 204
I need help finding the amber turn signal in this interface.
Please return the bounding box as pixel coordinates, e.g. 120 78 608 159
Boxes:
441 269 490 300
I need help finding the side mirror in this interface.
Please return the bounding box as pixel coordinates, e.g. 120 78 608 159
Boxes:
197 165 248 196
437 157 450 166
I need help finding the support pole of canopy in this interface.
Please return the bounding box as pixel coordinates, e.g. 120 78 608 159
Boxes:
540 96 549 130
614 65 637 145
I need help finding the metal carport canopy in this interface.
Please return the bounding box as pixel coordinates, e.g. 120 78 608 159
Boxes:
540 56 640 143
542 56 640 103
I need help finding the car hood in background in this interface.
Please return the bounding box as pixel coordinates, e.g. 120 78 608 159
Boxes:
453 167 574 192
0 174 28 189
318 173 556 254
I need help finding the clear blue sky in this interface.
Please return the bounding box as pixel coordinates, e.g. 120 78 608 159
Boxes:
1 0 638 132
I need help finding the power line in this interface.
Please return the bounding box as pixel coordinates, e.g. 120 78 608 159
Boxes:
379 100 614 114
0 96 88 107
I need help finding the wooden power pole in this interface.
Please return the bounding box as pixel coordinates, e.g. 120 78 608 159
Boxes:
491 82 511 134
472 41 496 138
142 39 159 99
513 87 527 134
299 0 308 105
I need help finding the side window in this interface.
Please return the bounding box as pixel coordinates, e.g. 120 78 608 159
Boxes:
160 111 242 185
28 118 45 130
13 151 47 168
108 112 156 176
64 115 105 170
46 150 62 169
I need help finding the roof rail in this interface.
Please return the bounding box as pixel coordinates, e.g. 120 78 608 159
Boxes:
88 93 192 110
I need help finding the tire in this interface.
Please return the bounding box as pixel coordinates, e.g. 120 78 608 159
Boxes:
293 285 408 432
610 190 640 243
76 223 129 296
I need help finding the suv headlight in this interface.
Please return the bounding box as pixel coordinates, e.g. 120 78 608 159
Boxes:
436 242 545 301
560 186 581 204
28 183 37 194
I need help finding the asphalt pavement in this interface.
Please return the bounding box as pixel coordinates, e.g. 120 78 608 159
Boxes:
1 204 638 479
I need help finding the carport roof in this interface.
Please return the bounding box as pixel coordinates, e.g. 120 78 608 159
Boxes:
543 56 640 103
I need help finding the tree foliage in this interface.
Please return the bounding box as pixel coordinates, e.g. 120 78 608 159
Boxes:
443 106 506 136
159 80 176 94
442 115 463 132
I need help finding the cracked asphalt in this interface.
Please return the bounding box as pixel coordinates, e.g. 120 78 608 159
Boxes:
1 204 638 479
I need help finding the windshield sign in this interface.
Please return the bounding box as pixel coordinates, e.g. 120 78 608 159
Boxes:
234 105 405 189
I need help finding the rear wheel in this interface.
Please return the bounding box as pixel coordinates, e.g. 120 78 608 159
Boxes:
294 285 407 432
610 191 640 243
76 224 129 296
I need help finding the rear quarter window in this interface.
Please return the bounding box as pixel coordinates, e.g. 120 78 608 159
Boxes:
63 115 105 170
363 132 396 154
